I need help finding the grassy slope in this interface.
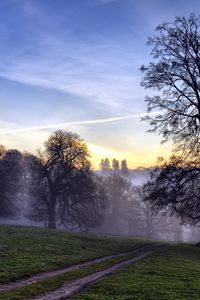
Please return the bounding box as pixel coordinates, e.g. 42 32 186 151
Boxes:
0 248 153 300
74 244 200 300
0 225 148 283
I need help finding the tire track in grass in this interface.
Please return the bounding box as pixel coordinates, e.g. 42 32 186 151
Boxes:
0 244 154 293
29 245 163 300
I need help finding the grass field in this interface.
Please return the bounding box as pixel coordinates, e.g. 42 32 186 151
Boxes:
73 244 200 300
0 225 148 283
1 225 200 300
0 247 153 300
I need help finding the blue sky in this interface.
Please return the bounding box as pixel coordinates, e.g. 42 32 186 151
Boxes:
0 0 199 168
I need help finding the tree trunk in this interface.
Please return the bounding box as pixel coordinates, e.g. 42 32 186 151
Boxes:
47 197 56 229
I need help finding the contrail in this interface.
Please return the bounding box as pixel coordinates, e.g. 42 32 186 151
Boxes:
129 144 171 154
0 111 162 135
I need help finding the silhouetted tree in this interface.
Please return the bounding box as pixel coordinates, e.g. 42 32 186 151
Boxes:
100 158 111 175
0 149 23 217
23 152 47 223
58 174 108 232
121 159 129 177
103 174 136 234
100 159 105 172
140 14 200 228
124 186 144 237
136 185 183 240
141 14 200 157
143 156 200 226
29 130 107 230
112 158 120 173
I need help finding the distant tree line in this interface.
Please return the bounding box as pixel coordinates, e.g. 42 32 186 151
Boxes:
100 158 129 176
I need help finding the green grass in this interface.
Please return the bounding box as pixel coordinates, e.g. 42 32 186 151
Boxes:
0 225 148 283
73 244 200 300
0 246 155 300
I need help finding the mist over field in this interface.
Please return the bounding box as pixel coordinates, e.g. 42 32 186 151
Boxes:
0 153 196 243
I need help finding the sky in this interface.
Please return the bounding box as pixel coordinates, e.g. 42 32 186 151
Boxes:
0 0 199 169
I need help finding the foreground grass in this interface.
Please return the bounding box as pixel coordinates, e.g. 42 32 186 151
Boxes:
73 244 200 300
0 246 156 300
0 225 148 283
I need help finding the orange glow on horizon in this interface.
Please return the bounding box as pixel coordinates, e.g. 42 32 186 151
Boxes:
88 143 172 170
0 133 172 170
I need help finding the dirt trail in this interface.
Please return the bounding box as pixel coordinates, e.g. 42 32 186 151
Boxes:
0 244 153 293
29 245 162 300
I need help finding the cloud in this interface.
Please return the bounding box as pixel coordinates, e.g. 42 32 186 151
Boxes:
0 115 168 169
0 111 162 135
0 23 147 113
128 144 171 154
0 120 17 131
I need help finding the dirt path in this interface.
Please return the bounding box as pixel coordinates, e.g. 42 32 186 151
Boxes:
0 244 153 293
29 245 162 300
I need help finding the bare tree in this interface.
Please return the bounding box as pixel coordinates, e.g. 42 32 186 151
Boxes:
136 185 183 240
28 130 106 230
141 14 200 156
143 156 200 226
140 14 200 228
58 174 107 232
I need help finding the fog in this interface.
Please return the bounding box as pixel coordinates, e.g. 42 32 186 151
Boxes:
0 216 41 227
0 148 199 243
129 169 150 186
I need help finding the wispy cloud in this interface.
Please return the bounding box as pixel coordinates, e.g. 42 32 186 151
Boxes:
0 14 146 113
129 144 171 154
0 48 143 111
0 111 161 135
